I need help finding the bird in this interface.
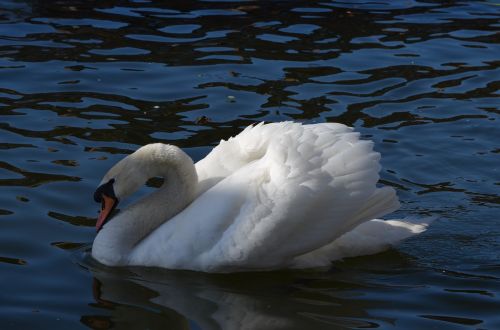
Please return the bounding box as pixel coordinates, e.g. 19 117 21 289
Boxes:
91 122 430 272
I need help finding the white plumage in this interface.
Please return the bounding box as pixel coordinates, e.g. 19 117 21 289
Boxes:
91 122 430 272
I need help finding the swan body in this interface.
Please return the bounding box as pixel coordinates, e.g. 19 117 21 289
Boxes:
92 122 430 272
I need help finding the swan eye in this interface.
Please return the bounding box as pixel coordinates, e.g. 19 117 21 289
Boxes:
146 177 164 188
93 178 116 203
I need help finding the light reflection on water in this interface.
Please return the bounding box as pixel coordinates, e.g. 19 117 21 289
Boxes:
0 0 499 329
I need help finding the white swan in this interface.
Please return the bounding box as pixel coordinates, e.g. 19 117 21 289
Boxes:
92 122 430 272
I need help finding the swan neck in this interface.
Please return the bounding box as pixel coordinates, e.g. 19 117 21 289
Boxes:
92 144 198 266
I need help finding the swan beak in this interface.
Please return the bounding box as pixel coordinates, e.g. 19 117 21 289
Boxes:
96 195 117 232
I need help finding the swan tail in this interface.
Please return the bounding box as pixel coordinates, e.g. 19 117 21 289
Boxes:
291 217 435 268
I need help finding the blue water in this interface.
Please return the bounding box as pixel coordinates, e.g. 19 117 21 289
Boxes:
1 1 499 329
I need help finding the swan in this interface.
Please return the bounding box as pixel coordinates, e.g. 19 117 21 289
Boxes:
92 122 430 272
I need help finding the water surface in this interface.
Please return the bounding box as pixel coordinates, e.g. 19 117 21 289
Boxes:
1 0 499 329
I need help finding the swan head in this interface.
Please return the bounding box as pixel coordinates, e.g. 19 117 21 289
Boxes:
93 147 152 231
93 143 197 232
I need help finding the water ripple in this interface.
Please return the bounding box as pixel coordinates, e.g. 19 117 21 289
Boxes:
1 0 499 329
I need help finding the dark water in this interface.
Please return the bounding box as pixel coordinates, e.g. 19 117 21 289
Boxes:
1 0 499 329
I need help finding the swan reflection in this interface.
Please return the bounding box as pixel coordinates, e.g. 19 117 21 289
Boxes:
83 262 385 330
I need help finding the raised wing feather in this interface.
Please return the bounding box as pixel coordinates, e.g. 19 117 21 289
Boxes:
194 122 399 271
131 122 399 272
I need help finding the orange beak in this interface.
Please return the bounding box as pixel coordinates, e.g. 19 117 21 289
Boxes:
96 195 117 232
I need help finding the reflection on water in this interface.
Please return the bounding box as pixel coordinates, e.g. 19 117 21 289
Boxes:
83 251 414 330
0 0 499 329
81 249 500 330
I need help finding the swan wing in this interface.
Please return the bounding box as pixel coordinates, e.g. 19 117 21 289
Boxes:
195 122 292 194
196 122 399 271
130 122 399 272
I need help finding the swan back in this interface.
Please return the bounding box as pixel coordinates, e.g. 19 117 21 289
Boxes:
129 122 400 271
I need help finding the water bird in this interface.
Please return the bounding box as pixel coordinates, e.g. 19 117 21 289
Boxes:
92 122 429 272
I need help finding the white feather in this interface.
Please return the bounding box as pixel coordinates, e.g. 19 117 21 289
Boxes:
92 122 430 272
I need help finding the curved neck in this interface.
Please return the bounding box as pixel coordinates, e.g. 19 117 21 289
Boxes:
92 144 198 266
